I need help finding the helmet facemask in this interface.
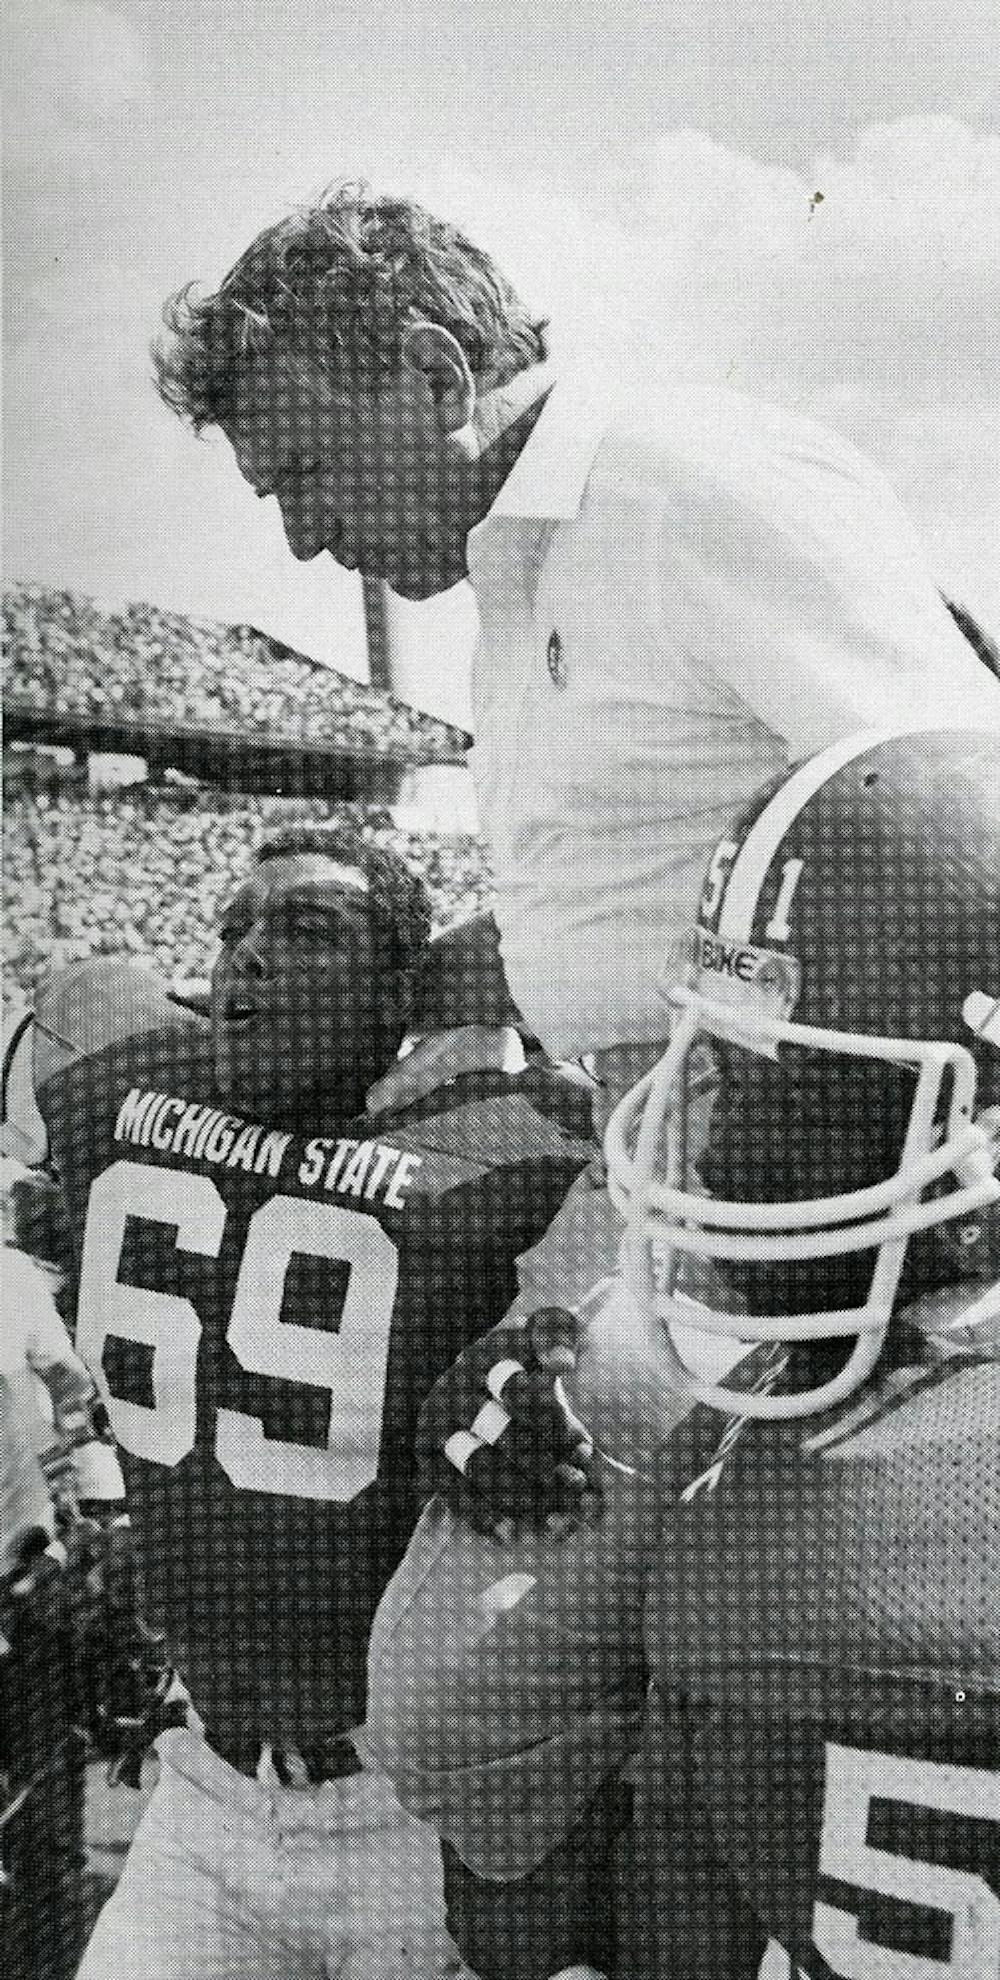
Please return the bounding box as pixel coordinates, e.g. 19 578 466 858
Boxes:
605 977 1000 1421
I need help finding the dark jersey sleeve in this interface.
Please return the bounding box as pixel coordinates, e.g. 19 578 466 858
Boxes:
440 1768 638 1980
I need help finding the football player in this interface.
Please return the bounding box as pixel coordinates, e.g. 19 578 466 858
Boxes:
7 823 593 1980
365 727 1000 1980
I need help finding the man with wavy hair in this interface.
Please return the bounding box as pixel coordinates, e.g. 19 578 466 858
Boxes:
155 181 1000 1135
154 185 550 604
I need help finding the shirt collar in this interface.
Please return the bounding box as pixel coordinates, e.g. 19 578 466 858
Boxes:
481 363 622 523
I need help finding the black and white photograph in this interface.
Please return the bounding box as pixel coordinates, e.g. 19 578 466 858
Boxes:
3 6 999 1978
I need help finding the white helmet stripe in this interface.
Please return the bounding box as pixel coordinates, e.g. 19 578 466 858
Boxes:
716 723 946 944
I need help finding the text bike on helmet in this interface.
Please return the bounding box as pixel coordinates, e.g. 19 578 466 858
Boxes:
605 726 1000 1420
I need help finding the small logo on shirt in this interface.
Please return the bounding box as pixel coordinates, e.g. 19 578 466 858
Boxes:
546 629 567 688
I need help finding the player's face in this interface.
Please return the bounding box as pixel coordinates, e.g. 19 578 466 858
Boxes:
209 855 408 1119
222 348 475 599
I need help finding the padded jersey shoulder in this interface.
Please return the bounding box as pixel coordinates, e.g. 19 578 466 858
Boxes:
34 958 202 1072
647 1353 1000 1701
370 1062 594 1202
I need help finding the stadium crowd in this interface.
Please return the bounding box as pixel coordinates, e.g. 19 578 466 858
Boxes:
4 585 467 758
3 584 488 1004
4 788 489 1001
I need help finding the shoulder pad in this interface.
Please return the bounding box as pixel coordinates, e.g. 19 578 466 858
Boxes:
397 1085 593 1177
34 957 187 1080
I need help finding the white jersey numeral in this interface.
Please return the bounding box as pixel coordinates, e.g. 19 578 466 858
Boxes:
763 857 804 943
218 1193 397 1500
700 839 740 923
813 1742 1000 1978
77 1159 399 1503
77 1165 223 1467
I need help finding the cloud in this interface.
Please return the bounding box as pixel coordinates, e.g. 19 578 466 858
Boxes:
422 119 999 391
6 1 150 168
404 120 1000 625
6 107 1000 693
4 1 153 335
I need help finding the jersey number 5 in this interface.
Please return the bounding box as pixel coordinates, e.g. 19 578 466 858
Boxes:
76 1160 399 1504
814 1741 999 1978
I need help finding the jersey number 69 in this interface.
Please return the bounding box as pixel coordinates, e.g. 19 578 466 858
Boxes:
76 1160 399 1504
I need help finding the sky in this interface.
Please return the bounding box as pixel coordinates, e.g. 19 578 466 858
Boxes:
4 0 999 726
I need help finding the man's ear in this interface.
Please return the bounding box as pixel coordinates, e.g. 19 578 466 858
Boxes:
401 322 476 434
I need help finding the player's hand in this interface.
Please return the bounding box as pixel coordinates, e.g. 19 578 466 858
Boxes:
416 1307 602 1541
103 1649 190 1789
366 1027 515 1116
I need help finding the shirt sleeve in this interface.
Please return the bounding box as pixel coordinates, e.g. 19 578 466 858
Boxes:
1 1254 63 1570
649 396 1000 754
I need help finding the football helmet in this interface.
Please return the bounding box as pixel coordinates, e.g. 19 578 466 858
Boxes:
605 727 1000 1419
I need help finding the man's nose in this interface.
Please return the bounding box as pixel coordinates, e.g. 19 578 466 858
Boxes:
229 931 268 978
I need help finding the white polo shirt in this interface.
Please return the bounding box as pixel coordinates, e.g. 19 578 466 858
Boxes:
466 370 1000 1058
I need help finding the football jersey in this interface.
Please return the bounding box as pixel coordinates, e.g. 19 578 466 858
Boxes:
33 958 591 1748
368 1293 999 1980
643 1352 1000 1979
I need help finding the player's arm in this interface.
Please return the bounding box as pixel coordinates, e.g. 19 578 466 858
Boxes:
6 1245 189 1780
2 1254 119 1652
37 1268 193 1792
365 1263 651 1876
364 1296 657 1885
6 1246 123 1506
363 1484 647 1880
